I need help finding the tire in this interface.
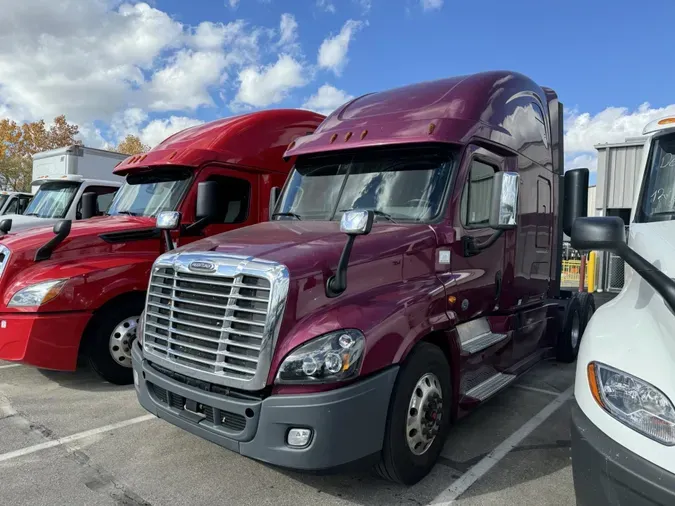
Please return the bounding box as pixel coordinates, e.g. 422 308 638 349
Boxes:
375 342 452 485
576 292 596 336
85 298 144 385
556 296 582 363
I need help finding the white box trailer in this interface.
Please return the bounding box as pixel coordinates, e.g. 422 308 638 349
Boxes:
31 145 127 193
1 146 128 234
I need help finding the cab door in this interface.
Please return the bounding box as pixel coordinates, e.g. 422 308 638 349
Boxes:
446 146 511 321
176 166 259 247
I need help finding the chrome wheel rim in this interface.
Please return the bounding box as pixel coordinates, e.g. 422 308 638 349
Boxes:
570 312 581 349
406 372 443 456
109 316 139 368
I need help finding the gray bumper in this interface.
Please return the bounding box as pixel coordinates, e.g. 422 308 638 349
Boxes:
132 344 398 471
571 401 675 506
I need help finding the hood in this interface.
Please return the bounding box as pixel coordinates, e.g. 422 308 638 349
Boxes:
0 215 157 254
176 220 437 281
0 214 61 233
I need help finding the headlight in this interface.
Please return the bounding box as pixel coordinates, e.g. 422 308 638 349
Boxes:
8 279 67 307
588 362 675 445
276 329 365 384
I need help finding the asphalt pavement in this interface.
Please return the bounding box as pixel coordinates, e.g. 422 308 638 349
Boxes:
0 354 580 506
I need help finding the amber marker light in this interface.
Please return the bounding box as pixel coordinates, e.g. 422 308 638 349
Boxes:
587 362 605 408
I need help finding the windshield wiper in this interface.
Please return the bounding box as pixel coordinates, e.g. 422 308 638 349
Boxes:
114 211 139 216
23 213 41 217
272 212 302 220
339 209 397 223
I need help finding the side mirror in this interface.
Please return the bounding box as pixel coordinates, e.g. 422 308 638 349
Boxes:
563 168 589 237
269 186 281 216
326 209 375 298
489 172 519 230
156 211 181 251
196 181 219 221
80 192 97 219
572 216 675 313
571 217 625 252
0 219 12 235
35 220 72 262
340 209 374 235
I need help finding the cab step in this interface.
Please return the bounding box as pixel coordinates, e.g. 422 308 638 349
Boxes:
457 317 509 354
464 372 517 401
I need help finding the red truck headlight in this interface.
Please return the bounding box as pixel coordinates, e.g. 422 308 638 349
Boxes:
275 329 365 384
8 279 67 307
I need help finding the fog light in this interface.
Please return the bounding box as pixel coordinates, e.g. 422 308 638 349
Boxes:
133 369 139 388
287 428 312 447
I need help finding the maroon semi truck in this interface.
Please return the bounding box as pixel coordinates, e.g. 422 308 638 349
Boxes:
131 71 594 484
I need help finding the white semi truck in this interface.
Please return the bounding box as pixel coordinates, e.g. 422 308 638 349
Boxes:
571 116 675 505
2 145 125 233
0 191 33 216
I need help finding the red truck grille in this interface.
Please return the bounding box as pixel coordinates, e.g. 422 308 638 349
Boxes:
144 267 271 381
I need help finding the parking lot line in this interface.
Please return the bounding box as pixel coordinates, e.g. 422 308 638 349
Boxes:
428 385 574 505
0 414 155 463
0 364 20 370
512 384 560 396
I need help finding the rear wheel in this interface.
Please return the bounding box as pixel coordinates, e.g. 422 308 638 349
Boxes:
85 299 143 385
375 342 451 485
556 296 582 363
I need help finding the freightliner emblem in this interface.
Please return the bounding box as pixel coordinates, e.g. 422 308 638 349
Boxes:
188 261 216 272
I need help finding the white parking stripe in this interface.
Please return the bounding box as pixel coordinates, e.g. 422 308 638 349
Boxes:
511 384 560 396
0 414 155 463
429 385 573 505
0 364 20 370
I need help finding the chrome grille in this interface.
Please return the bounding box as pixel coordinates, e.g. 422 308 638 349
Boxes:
141 252 289 390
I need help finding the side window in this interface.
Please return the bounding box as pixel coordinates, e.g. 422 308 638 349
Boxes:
460 160 496 227
18 196 32 214
77 186 118 217
205 175 251 224
5 198 18 214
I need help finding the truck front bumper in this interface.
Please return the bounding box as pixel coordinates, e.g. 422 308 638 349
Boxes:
571 401 675 506
0 311 91 370
132 344 398 471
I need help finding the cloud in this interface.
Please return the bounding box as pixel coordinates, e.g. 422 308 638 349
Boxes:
317 20 363 76
421 0 443 10
147 50 228 111
228 0 240 8
563 102 675 171
234 54 308 108
303 84 353 116
140 116 205 147
355 0 372 13
277 13 300 54
316 0 336 13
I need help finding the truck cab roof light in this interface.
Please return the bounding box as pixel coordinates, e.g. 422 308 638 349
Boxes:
643 116 675 135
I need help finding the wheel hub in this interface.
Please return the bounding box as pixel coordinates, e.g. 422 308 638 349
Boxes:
406 373 443 455
109 316 140 368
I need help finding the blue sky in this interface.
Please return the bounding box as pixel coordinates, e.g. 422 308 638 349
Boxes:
2 0 674 184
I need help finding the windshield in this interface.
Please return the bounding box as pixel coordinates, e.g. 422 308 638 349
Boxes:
107 169 192 217
23 182 80 219
0 195 8 211
637 132 675 223
275 146 455 222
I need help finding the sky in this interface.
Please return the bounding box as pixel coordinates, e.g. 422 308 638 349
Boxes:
1 0 674 186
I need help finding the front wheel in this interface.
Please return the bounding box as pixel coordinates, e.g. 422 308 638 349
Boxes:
375 342 451 485
85 299 143 385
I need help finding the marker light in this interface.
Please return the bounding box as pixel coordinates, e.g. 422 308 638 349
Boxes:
643 116 675 135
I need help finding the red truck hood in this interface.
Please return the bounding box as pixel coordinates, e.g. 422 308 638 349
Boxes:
0 215 156 253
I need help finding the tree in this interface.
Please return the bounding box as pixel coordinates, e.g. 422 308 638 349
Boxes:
0 115 81 191
116 135 150 155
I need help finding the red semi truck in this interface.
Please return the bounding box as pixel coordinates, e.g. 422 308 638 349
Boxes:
132 71 594 484
0 109 324 384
